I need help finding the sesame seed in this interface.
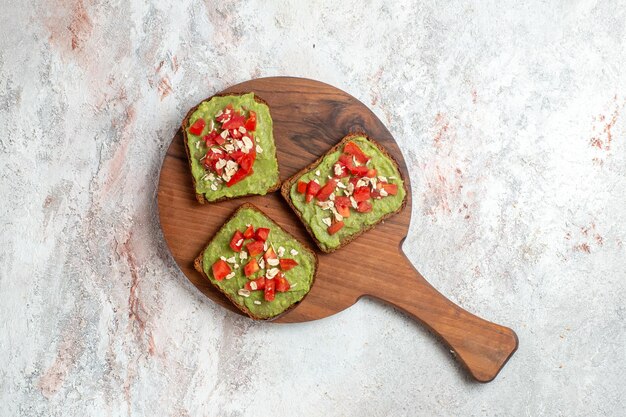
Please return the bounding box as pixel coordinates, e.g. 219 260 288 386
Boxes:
238 289 250 297
256 144 263 153
253 300 262 305
315 170 321 176
225 272 235 280
290 249 298 256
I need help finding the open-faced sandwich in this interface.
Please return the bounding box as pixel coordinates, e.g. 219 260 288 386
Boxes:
182 92 280 203
194 203 317 320
281 133 407 253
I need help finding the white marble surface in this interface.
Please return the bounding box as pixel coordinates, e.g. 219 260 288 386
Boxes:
1 0 625 415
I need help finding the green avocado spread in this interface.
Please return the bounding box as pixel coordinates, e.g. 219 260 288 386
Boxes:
202 206 316 319
289 136 406 251
186 93 279 201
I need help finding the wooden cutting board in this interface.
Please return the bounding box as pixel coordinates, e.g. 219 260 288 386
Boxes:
157 77 518 382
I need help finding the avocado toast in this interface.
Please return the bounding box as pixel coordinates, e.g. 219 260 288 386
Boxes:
194 203 318 320
281 133 407 253
182 92 280 203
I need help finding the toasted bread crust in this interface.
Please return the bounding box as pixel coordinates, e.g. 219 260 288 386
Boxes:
182 92 281 204
194 203 318 321
280 132 408 253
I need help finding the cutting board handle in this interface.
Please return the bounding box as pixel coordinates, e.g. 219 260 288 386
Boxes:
367 252 518 382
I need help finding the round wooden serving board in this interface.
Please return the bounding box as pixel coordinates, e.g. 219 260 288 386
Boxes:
157 77 518 382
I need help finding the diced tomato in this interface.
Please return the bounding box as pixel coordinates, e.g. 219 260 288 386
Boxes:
366 169 377 178
353 186 371 202
316 178 338 201
264 246 277 262
335 196 351 207
279 258 298 271
336 204 351 218
305 181 321 203
229 230 244 252
203 130 219 146
221 113 245 130
211 259 231 281
216 105 234 122
264 278 275 301
344 141 370 163
245 276 266 291
226 168 249 187
238 153 255 173
349 165 369 176
214 133 226 145
371 189 381 199
357 201 372 213
243 258 260 277
255 227 270 242
297 180 308 194
230 128 243 139
275 274 291 292
333 164 349 178
189 118 206 136
327 221 344 235
335 196 351 217
246 240 265 257
382 183 398 196
338 153 355 170
245 110 256 131
230 150 245 162
243 225 255 239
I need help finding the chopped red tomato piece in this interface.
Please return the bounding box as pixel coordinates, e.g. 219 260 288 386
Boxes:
211 259 231 281
297 180 308 194
203 130 220 146
216 105 234 123
316 178 338 201
255 227 270 242
327 221 344 235
275 274 291 292
245 110 256 131
264 278 275 301
221 113 245 130
305 181 321 203
366 169 377 178
357 201 372 213
246 240 265 257
226 167 249 187
353 186 371 202
245 276 266 291
336 204 351 218
279 258 298 271
243 225 255 239
338 153 355 170
344 141 370 163
229 230 244 252
349 165 369 176
382 183 398 195
230 128 243 139
189 118 206 136
264 246 277 262
238 152 255 173
243 258 260 277
334 196 351 218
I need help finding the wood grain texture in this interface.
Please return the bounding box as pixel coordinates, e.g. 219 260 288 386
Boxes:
157 77 518 382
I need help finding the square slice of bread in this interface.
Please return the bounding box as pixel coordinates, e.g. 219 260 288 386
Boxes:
182 92 281 204
194 203 318 320
281 132 408 253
